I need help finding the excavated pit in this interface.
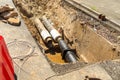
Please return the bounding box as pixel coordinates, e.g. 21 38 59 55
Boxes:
13 0 120 74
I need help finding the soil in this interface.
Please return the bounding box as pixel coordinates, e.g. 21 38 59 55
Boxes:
13 0 120 73
13 0 76 64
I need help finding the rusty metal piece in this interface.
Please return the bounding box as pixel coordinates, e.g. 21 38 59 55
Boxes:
98 14 106 21
1 11 18 19
0 4 14 13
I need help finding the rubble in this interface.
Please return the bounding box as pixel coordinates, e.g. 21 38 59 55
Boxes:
0 4 21 26
0 4 14 13
16 2 33 18
1 20 8 23
7 17 21 26
1 11 18 19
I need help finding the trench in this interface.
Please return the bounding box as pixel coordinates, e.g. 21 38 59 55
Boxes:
13 0 120 73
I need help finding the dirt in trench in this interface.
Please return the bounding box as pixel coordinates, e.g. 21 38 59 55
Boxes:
13 0 120 65
13 0 78 64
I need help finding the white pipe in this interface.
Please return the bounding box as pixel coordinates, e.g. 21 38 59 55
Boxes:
50 29 62 42
41 30 52 43
34 18 52 43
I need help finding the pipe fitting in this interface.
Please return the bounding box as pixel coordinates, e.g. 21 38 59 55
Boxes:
58 39 78 62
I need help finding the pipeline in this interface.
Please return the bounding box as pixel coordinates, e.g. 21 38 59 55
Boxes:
58 39 78 62
34 18 53 48
41 16 78 63
41 16 62 42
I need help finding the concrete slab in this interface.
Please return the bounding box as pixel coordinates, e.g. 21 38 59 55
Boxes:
73 0 120 25
47 71 83 80
61 71 83 80
100 60 120 80
47 63 113 80
0 0 55 80
79 64 112 80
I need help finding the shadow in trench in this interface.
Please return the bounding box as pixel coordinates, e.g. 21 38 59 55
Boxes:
85 76 101 80
45 45 61 55
89 78 101 80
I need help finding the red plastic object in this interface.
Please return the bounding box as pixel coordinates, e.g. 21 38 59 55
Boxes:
0 36 14 80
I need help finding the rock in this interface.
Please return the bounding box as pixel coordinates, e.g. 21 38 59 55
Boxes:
0 4 14 13
1 20 8 23
17 2 33 18
7 17 21 26
117 36 120 40
0 11 18 19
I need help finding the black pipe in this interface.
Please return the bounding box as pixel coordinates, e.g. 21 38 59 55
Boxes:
58 39 78 62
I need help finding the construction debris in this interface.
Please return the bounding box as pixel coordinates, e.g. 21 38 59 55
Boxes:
0 4 21 26
0 4 14 13
1 11 18 19
7 17 21 26
1 19 8 23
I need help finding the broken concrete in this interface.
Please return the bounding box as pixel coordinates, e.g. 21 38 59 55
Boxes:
1 10 18 19
0 4 20 26
0 4 14 13
7 17 21 26
47 62 114 80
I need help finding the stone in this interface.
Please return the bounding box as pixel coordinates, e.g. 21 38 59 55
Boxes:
7 17 21 26
1 20 8 23
0 11 18 19
0 4 14 13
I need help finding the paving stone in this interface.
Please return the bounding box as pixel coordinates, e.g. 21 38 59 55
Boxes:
48 63 113 80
